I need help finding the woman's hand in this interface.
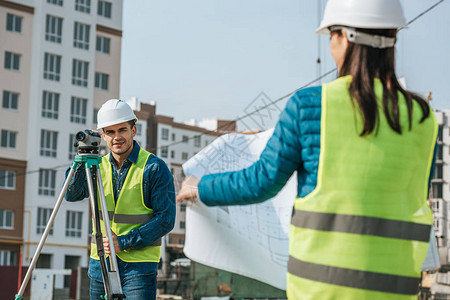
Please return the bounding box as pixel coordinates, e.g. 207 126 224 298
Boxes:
176 176 200 203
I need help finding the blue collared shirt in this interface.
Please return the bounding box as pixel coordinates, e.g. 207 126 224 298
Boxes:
65 141 175 281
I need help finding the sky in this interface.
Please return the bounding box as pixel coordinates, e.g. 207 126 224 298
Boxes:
120 0 450 131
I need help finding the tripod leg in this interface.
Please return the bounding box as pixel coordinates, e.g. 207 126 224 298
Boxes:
96 168 124 299
86 166 124 299
86 166 112 299
16 167 77 298
96 168 120 273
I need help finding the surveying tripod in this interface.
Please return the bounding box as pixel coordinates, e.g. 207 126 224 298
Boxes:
15 130 125 300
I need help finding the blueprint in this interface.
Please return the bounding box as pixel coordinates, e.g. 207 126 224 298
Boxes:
182 129 440 290
183 129 296 290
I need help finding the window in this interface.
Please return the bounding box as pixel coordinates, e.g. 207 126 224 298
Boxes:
93 108 98 124
43 53 61 81
432 182 443 199
170 168 174 174
437 145 443 161
70 97 87 124
434 218 440 231
2 91 18 110
434 164 443 179
36 253 52 269
38 169 56 196
135 124 142 136
64 256 80 287
40 130 58 157
1 130 16 149
94 72 108 90
205 140 209 147
75 0 90 13
182 152 188 160
171 133 175 141
68 134 77 160
96 36 110 54
37 207 53 234
4 51 20 70
171 150 175 159
161 146 168 158
47 0 63 5
161 128 169 140
0 210 14 229
182 135 189 143
194 135 201 147
0 170 15 190
437 126 443 142
73 22 90 49
0 250 16 266
97 1 112 18
179 239 185 245
42 91 59 119
180 221 185 229
66 211 82 237
72 59 88 87
45 15 63 43
6 14 22 33
180 204 186 212
432 200 440 211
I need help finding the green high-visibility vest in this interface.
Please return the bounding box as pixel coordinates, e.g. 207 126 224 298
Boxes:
287 76 437 299
90 148 162 262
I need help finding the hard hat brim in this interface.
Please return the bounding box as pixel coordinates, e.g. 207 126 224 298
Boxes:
97 118 138 130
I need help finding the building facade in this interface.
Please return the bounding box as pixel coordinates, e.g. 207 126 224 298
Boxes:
0 0 123 290
0 0 33 268
431 110 450 264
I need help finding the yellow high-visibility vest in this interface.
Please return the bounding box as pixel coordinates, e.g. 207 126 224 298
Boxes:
91 148 161 262
287 76 437 299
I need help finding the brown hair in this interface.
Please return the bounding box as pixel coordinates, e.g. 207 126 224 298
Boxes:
335 28 430 136
127 120 136 129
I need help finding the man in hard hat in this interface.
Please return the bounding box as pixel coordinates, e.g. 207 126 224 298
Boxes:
65 99 175 300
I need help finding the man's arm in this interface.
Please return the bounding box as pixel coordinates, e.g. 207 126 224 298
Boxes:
117 157 176 250
64 164 90 201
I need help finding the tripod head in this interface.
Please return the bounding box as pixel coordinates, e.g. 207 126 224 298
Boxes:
74 130 101 155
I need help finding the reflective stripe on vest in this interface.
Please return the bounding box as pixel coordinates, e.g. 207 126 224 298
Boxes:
90 148 162 262
291 210 430 242
99 211 157 224
288 256 420 295
287 76 438 299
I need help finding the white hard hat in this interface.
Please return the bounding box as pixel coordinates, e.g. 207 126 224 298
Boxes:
316 0 407 35
97 99 137 129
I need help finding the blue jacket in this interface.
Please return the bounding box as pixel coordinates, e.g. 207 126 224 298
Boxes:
198 86 436 205
199 86 322 204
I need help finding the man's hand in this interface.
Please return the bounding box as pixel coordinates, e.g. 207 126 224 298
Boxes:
176 176 200 203
103 231 121 254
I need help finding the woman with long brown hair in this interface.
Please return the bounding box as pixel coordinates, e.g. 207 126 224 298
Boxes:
177 0 438 298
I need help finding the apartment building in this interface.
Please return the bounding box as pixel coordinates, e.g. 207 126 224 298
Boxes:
431 110 450 264
0 0 33 268
0 0 123 290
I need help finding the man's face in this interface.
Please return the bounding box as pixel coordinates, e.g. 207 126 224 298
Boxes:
102 122 136 157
